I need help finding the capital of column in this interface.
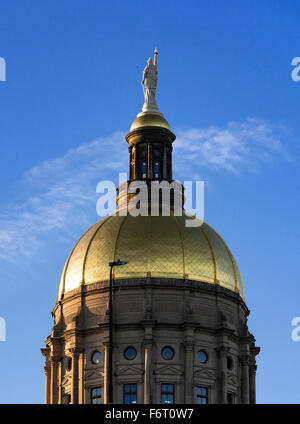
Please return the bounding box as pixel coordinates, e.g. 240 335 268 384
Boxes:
141 319 157 329
215 346 230 358
250 346 261 357
44 365 51 375
50 355 61 364
239 354 250 366
181 321 198 331
249 364 257 375
68 347 80 359
144 340 153 350
184 341 194 352
41 347 51 359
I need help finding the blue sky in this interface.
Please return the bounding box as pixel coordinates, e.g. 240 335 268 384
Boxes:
0 0 300 403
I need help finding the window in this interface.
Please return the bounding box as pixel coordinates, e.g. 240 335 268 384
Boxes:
227 356 233 370
161 384 174 404
227 393 234 404
141 161 147 178
197 350 208 364
123 384 137 404
138 144 147 159
124 346 137 360
196 387 208 404
161 346 174 360
153 144 161 158
154 161 160 179
91 351 102 364
91 387 102 404
66 357 72 371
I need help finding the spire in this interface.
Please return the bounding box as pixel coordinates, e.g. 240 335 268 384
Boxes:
116 50 183 212
125 49 176 184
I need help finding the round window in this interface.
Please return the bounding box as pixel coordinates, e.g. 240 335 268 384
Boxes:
91 351 102 364
124 347 137 360
227 356 233 370
161 346 174 360
197 350 208 364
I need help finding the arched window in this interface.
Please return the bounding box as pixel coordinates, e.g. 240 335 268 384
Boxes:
154 161 160 179
141 161 147 179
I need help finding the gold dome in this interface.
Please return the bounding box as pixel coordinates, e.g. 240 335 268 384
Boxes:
57 212 244 301
130 113 171 131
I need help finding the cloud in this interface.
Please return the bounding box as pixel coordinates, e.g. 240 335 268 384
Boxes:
0 119 288 261
0 131 127 261
174 118 288 176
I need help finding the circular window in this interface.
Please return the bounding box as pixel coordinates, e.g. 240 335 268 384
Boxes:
124 347 137 360
66 357 72 371
227 356 233 370
197 350 208 363
91 351 102 364
161 346 175 360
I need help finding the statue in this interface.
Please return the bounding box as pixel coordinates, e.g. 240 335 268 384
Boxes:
141 48 159 113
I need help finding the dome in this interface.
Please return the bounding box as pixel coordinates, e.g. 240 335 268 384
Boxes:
57 212 244 301
130 112 171 131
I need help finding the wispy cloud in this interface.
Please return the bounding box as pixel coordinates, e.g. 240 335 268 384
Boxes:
174 118 288 176
0 131 127 261
0 119 289 261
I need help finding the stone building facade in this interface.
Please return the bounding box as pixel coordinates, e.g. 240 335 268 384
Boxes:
41 73 260 404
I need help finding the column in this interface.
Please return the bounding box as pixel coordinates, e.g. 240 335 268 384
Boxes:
131 146 136 180
220 352 227 404
70 348 79 404
41 348 51 404
249 365 257 404
163 145 167 179
241 356 250 404
184 342 194 403
170 146 172 179
144 341 153 404
142 318 155 404
103 341 109 404
44 364 51 404
58 360 62 404
217 347 229 404
183 321 196 404
79 351 85 404
129 147 133 180
50 356 59 404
